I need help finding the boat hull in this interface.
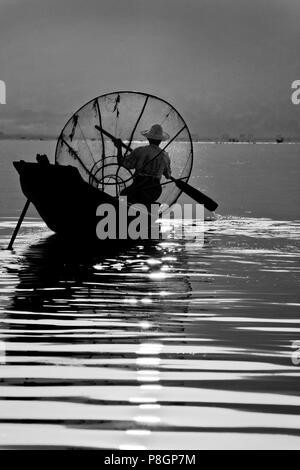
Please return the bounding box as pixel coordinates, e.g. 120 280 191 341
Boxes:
14 160 122 241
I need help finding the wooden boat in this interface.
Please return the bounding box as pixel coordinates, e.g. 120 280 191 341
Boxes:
14 157 119 241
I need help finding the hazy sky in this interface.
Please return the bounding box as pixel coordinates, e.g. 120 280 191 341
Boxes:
0 0 300 138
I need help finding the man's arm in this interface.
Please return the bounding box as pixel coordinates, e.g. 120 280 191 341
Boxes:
122 150 138 169
114 139 138 168
163 154 172 179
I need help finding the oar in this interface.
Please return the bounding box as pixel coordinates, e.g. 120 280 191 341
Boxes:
95 125 131 152
7 199 30 250
95 125 218 211
169 177 218 211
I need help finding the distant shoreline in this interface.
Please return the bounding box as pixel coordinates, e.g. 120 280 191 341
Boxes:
0 136 299 144
0 136 56 141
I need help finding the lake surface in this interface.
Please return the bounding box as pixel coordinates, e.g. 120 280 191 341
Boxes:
0 141 300 449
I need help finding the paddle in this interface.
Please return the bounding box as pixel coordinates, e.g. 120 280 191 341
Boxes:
7 199 30 250
95 125 131 152
95 125 218 211
169 177 218 211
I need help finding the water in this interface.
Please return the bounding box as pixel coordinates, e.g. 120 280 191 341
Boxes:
0 141 300 449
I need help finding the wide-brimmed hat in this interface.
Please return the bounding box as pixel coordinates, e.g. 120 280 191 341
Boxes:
141 124 169 141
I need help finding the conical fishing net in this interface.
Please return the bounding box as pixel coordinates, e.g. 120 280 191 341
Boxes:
55 91 193 208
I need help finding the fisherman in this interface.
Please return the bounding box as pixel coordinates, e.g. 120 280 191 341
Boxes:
114 124 171 205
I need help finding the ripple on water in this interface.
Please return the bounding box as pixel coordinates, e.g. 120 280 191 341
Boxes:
0 216 300 449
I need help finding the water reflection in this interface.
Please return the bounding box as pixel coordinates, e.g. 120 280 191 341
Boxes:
0 217 300 449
